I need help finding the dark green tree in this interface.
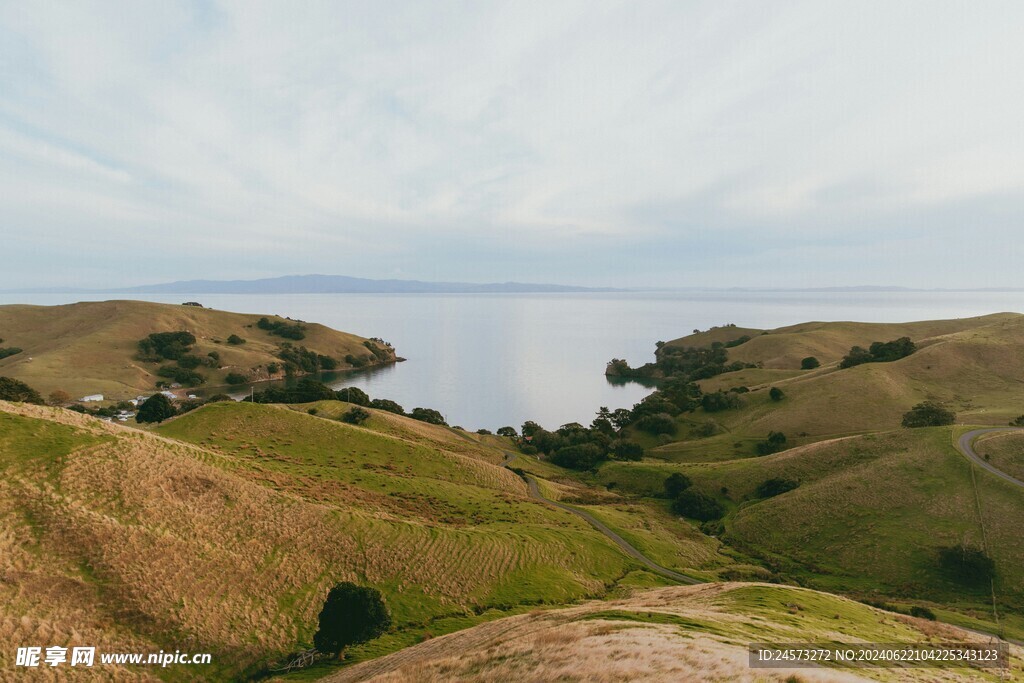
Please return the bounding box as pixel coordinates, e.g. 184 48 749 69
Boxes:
335 386 370 406
227 334 245 345
341 407 371 424
410 407 446 425
369 398 404 414
937 545 995 587
312 582 391 658
496 426 518 438
671 489 724 521
768 387 785 401
755 431 788 455
136 393 176 423
0 377 44 404
755 478 799 498
902 402 955 428
663 472 692 498
800 356 820 370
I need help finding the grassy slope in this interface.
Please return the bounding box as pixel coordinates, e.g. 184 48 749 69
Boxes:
314 583 1024 683
0 300 390 399
0 400 645 680
644 313 1024 462
975 431 1024 481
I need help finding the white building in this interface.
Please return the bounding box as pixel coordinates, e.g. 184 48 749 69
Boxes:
79 394 104 402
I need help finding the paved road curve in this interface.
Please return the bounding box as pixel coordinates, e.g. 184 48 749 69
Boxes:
955 428 1024 489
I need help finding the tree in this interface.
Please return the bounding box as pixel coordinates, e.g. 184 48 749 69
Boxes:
755 478 799 498
48 389 71 406
410 407 446 425
609 439 643 461
225 372 248 385
227 334 245 345
136 393 176 423
663 472 692 498
341 407 370 424
369 398 404 414
550 443 606 470
902 402 955 428
671 489 724 521
800 356 820 370
840 345 873 369
937 545 995 587
755 431 787 455
335 386 370 406
701 391 741 413
768 387 785 401
1010 415 1024 427
497 426 517 438
313 582 391 658
0 377 44 404
634 412 676 435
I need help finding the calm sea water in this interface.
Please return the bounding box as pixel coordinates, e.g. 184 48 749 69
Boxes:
3 291 1022 430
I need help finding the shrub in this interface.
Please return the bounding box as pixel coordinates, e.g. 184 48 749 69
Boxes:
701 391 741 412
0 347 23 359
225 372 248 385
671 489 724 521
136 394 175 423
755 477 799 498
47 389 71 406
800 356 820 370
909 606 936 620
205 393 233 402
937 545 995 587
1010 415 1024 427
0 377 44 404
341 407 371 424
335 386 370 405
609 440 644 461
177 354 204 369
634 412 676 435
550 443 606 470
266 362 279 374
902 401 955 428
663 472 692 498
755 431 787 455
137 331 196 361
768 387 785 401
313 582 391 657
519 444 538 455
156 365 206 387
257 317 306 340
227 334 245 345
841 337 916 368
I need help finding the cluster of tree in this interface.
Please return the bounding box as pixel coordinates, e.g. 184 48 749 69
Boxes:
755 431 788 455
518 411 645 470
156 364 206 387
277 342 339 374
0 377 44 404
137 331 197 361
607 338 757 382
902 401 955 428
755 477 799 498
936 544 995 587
257 316 306 340
661 473 724 521
840 337 916 369
246 378 448 426
0 347 22 360
362 340 391 362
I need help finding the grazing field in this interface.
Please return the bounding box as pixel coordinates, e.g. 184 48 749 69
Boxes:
975 431 1024 482
314 582 1023 683
0 300 392 399
0 400 654 680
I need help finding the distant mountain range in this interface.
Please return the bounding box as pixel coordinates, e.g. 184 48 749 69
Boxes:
7 274 622 294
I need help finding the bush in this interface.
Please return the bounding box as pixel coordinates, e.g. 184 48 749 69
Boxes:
937 545 995 587
671 489 724 521
156 365 206 387
225 372 248 385
227 334 245 345
341 407 371 424
609 440 644 461
257 317 306 340
841 337 916 368
902 401 955 428
701 391 741 413
1010 415 1024 427
550 443 606 470
137 331 196 361
800 356 820 370
47 389 71 406
0 377 44 404
136 394 176 423
909 606 936 620
768 387 784 401
205 393 233 402
409 407 446 425
634 412 676 435
519 444 538 455
755 477 799 498
177 354 204 369
0 347 23 359
313 582 391 657
755 431 787 455
663 472 692 498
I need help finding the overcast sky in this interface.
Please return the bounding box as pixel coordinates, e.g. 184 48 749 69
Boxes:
2 1 1023 289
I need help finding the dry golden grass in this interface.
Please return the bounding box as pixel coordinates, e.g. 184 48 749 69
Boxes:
0 299 388 399
975 431 1024 481
321 583 1020 683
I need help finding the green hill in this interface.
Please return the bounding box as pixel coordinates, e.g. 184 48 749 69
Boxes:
316 582 1024 683
0 300 395 400
0 399 650 680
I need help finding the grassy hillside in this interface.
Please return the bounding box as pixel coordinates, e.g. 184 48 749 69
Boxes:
975 431 1024 481
0 300 394 400
636 313 1024 461
597 427 1024 636
314 582 1023 682
0 400 657 680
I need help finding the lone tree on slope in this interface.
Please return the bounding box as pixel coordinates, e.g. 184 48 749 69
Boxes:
313 582 392 659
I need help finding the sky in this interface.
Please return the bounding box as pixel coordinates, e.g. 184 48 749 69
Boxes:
2 0 1024 290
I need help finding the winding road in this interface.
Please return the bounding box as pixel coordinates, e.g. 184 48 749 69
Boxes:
955 427 1024 489
498 451 701 584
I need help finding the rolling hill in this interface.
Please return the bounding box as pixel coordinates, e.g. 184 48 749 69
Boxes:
0 300 395 400
0 399 661 680
315 582 1022 683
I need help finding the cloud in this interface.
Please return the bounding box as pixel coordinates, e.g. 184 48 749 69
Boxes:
2 0 1024 288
